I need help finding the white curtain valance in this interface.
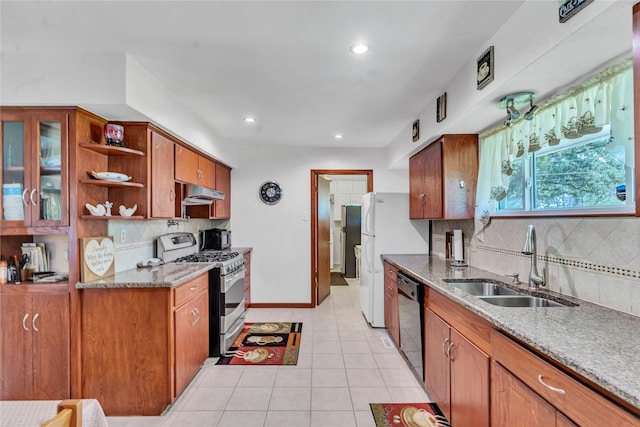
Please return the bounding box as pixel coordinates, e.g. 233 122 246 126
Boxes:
474 59 634 240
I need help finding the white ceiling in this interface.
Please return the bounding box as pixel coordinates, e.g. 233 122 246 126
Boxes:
0 1 634 153
0 0 526 149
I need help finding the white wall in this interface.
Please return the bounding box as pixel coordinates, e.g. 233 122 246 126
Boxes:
231 145 408 304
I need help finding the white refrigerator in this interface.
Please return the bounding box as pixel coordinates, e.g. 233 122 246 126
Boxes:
360 192 430 327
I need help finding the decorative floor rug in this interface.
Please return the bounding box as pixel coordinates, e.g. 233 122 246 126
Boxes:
331 272 349 286
370 403 451 427
215 322 302 366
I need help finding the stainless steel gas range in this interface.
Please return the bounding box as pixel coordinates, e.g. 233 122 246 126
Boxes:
157 232 246 357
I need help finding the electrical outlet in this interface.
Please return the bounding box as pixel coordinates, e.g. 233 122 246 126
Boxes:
120 229 127 243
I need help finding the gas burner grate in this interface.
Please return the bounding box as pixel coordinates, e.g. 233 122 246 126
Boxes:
175 251 240 263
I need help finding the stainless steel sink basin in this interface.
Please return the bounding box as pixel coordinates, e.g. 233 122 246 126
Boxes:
445 281 522 296
477 295 568 308
443 278 576 308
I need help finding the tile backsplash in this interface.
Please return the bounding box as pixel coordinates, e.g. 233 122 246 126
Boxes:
432 217 640 317
108 218 228 272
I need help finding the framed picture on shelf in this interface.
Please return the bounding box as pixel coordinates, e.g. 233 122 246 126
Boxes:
477 46 494 90
436 92 447 123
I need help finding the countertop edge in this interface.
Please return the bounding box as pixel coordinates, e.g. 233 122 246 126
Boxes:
75 264 215 289
381 254 640 412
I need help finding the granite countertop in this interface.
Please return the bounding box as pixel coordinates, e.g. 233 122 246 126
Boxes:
76 247 252 290
76 263 214 289
382 254 640 411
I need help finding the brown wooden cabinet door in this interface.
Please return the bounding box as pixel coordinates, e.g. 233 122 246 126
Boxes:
213 163 231 219
424 309 451 419
409 151 426 219
421 141 443 219
0 291 68 400
151 132 176 218
32 292 69 399
383 272 400 346
450 328 489 427
0 293 33 399
492 363 555 427
556 413 578 427
174 145 199 185
441 135 478 219
198 157 216 189
174 291 208 396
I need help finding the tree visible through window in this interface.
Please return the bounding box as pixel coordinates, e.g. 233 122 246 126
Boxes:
498 127 631 213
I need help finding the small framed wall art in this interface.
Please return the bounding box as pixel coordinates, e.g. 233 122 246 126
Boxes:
412 119 420 142
436 92 447 123
477 46 494 90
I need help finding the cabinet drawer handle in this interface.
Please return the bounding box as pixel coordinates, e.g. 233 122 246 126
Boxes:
190 286 198 291
446 342 455 359
22 189 30 206
32 313 39 332
441 338 449 357
538 374 566 395
22 313 30 331
30 189 38 206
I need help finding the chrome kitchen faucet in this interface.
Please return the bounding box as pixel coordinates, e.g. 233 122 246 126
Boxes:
522 224 545 290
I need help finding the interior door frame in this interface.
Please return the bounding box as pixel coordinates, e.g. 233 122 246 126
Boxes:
310 169 373 307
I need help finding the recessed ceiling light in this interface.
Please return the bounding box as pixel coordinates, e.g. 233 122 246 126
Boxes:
334 133 344 140
349 44 370 55
244 117 256 123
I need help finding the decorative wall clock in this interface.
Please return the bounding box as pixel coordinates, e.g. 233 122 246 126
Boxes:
259 181 283 205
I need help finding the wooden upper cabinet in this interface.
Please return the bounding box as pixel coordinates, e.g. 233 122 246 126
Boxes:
213 163 231 219
409 134 478 220
174 145 200 185
151 132 176 218
175 145 216 189
198 156 216 190
1 108 71 229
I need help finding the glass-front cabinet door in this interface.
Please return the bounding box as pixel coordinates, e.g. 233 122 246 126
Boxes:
1 109 68 228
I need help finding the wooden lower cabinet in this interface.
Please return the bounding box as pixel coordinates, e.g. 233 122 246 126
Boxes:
81 274 209 416
492 330 639 427
174 289 208 395
492 363 557 427
424 307 489 427
383 261 399 346
0 286 69 399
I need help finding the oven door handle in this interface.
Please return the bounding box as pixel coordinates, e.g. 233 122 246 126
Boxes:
227 314 246 338
222 267 246 293
220 299 246 333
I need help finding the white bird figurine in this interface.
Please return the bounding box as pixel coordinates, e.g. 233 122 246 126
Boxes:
119 204 138 217
85 203 106 216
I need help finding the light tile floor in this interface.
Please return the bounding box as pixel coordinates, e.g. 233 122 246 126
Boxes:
106 278 430 427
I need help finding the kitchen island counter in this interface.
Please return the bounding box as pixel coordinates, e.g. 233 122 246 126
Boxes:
75 262 214 289
382 254 640 412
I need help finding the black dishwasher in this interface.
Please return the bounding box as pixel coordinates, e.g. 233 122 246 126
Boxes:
397 271 425 383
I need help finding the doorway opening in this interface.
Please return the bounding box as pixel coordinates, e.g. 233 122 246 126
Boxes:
310 169 373 307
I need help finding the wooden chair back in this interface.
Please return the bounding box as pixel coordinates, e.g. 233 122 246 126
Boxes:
40 399 82 427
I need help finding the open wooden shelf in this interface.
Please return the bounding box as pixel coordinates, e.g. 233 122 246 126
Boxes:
80 215 145 220
79 179 144 188
79 143 144 157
